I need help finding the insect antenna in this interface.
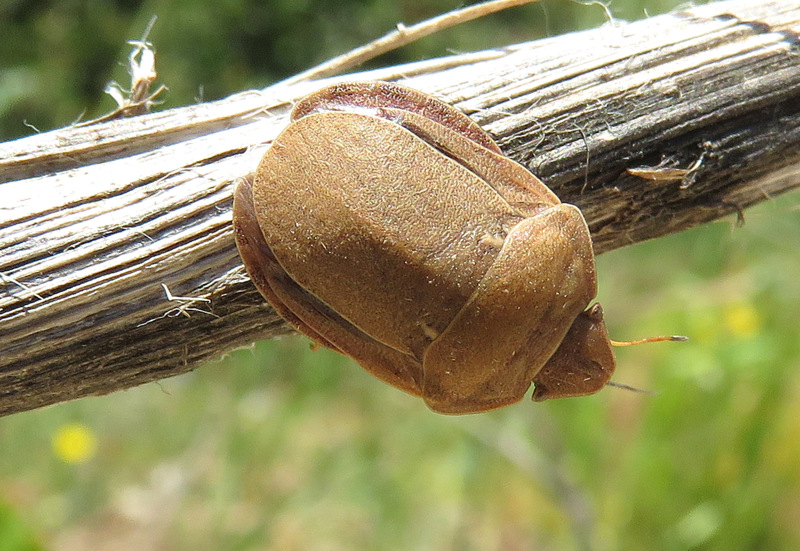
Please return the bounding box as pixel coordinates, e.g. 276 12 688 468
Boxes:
605 381 658 396
610 335 688 347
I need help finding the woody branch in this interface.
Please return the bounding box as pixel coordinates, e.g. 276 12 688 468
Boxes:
1 0 799 416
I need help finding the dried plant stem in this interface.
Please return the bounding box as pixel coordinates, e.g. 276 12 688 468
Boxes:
283 0 543 84
1 0 799 417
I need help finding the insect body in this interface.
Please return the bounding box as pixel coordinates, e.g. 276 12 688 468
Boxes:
233 81 676 414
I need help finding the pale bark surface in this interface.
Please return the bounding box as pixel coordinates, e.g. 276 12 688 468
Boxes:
1 0 799 416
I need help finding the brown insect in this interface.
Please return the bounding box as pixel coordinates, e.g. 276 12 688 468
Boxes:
233 81 683 414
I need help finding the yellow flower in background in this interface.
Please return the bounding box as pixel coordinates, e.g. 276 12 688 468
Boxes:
52 423 97 464
723 303 762 338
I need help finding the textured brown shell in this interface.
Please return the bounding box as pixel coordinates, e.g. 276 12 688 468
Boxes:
233 82 615 413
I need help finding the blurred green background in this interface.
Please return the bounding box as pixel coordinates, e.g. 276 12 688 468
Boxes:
2 1 800 550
